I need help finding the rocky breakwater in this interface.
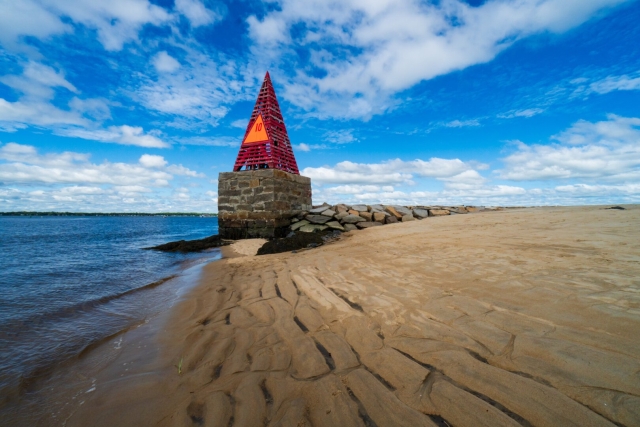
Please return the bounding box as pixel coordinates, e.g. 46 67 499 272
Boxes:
289 203 496 234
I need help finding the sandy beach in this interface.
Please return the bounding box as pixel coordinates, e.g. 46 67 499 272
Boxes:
34 205 640 427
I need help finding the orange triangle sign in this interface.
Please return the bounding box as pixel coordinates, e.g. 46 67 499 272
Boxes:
242 114 269 144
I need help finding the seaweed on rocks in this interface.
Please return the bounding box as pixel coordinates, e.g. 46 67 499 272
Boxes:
144 235 230 252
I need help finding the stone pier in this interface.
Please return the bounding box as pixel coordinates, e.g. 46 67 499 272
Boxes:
217 169 312 239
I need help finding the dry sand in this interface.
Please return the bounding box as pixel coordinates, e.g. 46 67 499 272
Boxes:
57 206 640 427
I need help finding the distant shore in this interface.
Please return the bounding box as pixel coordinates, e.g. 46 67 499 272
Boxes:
5 205 639 426
0 211 218 217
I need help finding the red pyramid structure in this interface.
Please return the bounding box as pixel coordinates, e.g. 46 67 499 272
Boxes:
233 72 300 174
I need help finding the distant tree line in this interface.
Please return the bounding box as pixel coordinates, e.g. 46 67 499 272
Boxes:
0 211 218 217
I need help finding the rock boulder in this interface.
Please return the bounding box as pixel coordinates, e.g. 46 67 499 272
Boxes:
384 206 403 219
373 212 387 222
291 220 310 231
306 215 332 224
342 214 366 224
335 211 349 220
309 206 330 214
325 221 345 231
429 209 450 216
299 224 328 233
413 209 429 219
359 211 373 221
394 206 413 216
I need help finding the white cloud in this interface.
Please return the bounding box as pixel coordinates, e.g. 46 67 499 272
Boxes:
498 115 640 181
440 170 486 190
311 182 528 206
68 98 112 121
0 64 166 147
176 136 239 147
0 0 171 51
497 108 545 119
152 51 181 73
324 129 357 144
0 0 71 51
175 0 220 27
0 98 87 128
302 157 478 185
139 154 167 168
248 0 629 119
134 48 257 129
296 143 311 152
555 183 640 195
1 62 78 97
445 119 481 128
587 72 640 95
57 125 170 148
167 164 205 177
325 184 395 194
230 119 248 129
294 143 330 152
0 62 116 131
0 144 219 212
0 143 167 186
0 142 202 186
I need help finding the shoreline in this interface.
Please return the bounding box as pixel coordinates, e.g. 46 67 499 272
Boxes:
0 247 225 425
5 205 640 426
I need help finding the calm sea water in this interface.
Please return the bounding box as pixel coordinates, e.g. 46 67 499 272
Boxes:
0 216 220 401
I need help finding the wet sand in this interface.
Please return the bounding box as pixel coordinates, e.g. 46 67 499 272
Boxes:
34 206 640 426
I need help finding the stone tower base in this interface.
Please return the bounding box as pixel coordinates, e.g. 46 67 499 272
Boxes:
217 170 312 239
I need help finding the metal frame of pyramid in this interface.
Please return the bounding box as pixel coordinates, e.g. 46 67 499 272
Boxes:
233 72 300 174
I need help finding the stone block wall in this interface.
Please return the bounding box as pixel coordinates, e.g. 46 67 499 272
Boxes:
217 169 312 239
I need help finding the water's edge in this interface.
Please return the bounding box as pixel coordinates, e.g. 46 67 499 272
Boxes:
0 252 222 424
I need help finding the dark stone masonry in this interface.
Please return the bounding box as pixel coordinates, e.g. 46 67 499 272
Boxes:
217 169 312 239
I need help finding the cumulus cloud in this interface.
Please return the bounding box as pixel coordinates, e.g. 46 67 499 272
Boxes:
0 0 171 51
0 142 201 185
498 115 640 181
175 0 221 27
0 98 87 129
0 143 219 212
248 0 629 119
152 51 181 73
139 154 167 168
57 125 170 148
302 158 480 185
296 143 311 152
311 183 528 206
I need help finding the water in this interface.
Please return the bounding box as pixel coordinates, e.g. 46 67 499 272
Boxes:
0 216 220 402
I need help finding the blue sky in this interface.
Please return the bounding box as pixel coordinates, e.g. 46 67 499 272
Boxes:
0 0 639 212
